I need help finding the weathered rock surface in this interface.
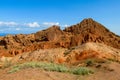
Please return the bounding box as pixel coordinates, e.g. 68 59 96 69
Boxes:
65 42 120 64
64 18 120 48
11 42 120 64
0 18 120 57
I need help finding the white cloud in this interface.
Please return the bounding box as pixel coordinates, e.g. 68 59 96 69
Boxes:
25 22 40 28
0 21 69 33
16 28 20 31
64 24 69 27
0 21 18 26
43 22 59 26
0 21 60 28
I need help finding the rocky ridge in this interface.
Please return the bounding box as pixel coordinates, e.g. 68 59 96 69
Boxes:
0 18 120 57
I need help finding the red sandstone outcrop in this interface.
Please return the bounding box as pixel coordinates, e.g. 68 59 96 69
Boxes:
35 25 64 41
11 42 120 64
65 42 120 64
0 18 120 57
64 18 120 48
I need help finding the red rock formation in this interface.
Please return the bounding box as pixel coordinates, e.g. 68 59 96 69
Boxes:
64 18 120 48
35 25 64 41
0 18 120 57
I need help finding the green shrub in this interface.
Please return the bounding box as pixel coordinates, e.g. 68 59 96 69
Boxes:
9 62 94 75
9 62 69 73
71 67 94 75
8 65 20 73
85 59 94 66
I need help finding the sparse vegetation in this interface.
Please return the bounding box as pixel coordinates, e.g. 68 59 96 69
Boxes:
85 59 94 66
107 58 120 63
9 65 20 73
8 62 93 75
9 62 69 73
71 67 94 75
85 58 108 67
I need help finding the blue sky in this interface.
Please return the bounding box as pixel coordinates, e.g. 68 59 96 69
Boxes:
0 0 120 35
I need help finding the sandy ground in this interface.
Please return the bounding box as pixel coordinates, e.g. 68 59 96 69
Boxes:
0 68 77 80
0 42 120 80
0 62 120 80
77 62 120 80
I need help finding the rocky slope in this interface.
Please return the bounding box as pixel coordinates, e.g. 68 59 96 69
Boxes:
64 18 120 48
0 18 120 80
11 42 120 64
0 18 120 57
